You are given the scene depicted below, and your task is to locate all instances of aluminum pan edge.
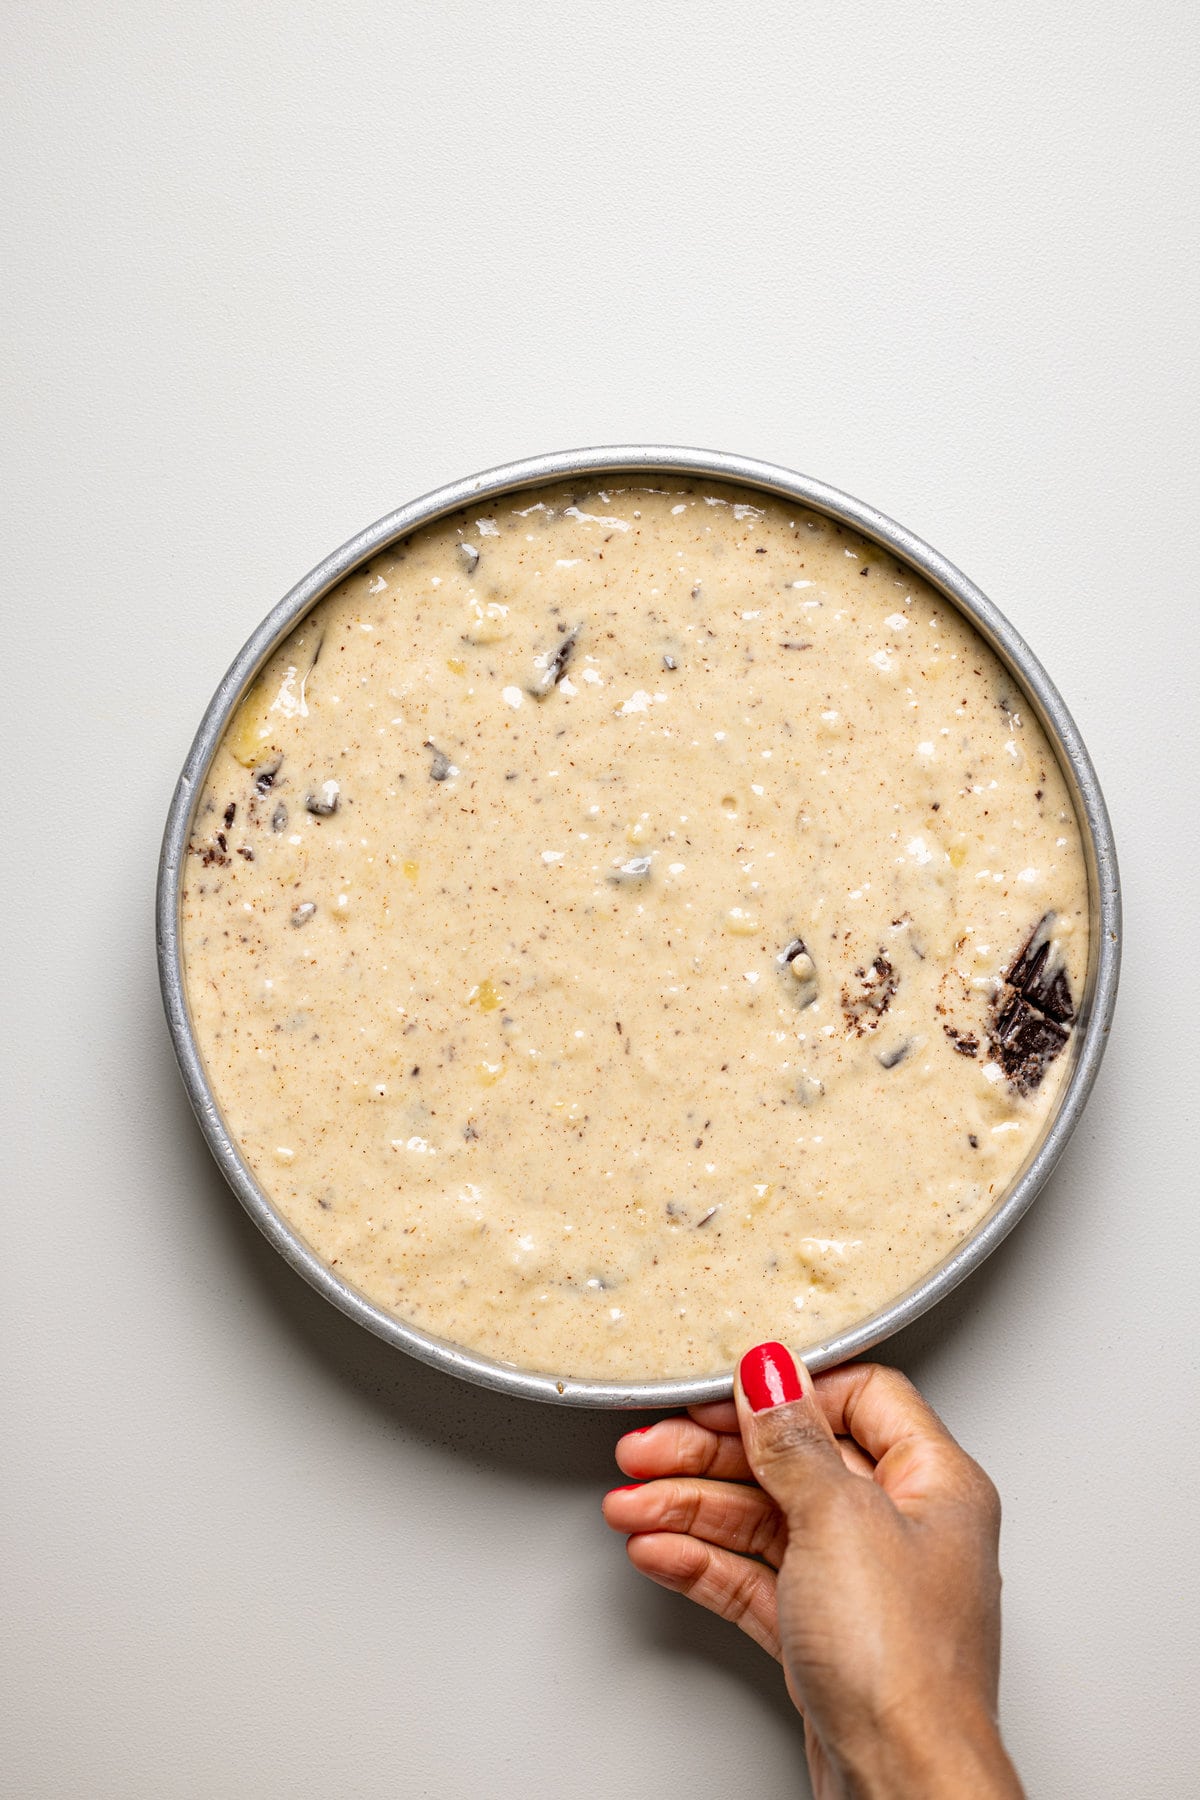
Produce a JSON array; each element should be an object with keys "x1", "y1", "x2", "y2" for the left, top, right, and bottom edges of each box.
[{"x1": 157, "y1": 446, "x2": 1121, "y2": 1408}]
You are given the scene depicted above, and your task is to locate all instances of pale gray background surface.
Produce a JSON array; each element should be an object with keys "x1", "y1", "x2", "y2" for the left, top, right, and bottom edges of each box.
[{"x1": 3, "y1": 4, "x2": 1197, "y2": 1795}]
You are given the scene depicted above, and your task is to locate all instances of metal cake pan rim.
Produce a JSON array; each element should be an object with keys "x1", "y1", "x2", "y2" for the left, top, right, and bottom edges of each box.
[{"x1": 156, "y1": 445, "x2": 1121, "y2": 1408}]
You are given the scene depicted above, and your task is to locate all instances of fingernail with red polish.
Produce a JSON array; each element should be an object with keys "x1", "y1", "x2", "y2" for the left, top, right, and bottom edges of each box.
[
  {"x1": 628, "y1": 1424, "x2": 656, "y2": 1435},
  {"x1": 740, "y1": 1341, "x2": 803, "y2": 1412},
  {"x1": 608, "y1": 1483, "x2": 644, "y2": 1495}
]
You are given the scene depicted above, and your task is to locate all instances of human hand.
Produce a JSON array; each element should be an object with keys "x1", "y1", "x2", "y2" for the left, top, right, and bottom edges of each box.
[{"x1": 603, "y1": 1347, "x2": 1023, "y2": 1800}]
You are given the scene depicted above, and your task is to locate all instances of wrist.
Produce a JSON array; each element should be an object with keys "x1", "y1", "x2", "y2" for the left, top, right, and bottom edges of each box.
[{"x1": 834, "y1": 1691, "x2": 1023, "y2": 1800}]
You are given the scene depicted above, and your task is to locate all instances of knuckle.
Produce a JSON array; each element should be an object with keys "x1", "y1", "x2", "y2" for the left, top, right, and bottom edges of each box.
[
  {"x1": 659, "y1": 1480, "x2": 703, "y2": 1534},
  {"x1": 676, "y1": 1425, "x2": 712, "y2": 1468},
  {"x1": 747, "y1": 1506, "x2": 787, "y2": 1564},
  {"x1": 693, "y1": 1431, "x2": 725, "y2": 1477},
  {"x1": 724, "y1": 1559, "x2": 768, "y2": 1626},
  {"x1": 671, "y1": 1539, "x2": 712, "y2": 1595},
  {"x1": 941, "y1": 1453, "x2": 1001, "y2": 1531},
  {"x1": 858, "y1": 1362, "x2": 919, "y2": 1414},
  {"x1": 667, "y1": 1424, "x2": 716, "y2": 1477},
  {"x1": 966, "y1": 1462, "x2": 1003, "y2": 1528},
  {"x1": 754, "y1": 1405, "x2": 830, "y2": 1467},
  {"x1": 862, "y1": 1361, "x2": 913, "y2": 1398}
]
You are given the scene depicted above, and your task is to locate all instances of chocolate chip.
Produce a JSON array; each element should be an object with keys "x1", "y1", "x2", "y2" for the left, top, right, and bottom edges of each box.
[
  {"x1": 424, "y1": 741, "x2": 457, "y2": 781},
  {"x1": 271, "y1": 803, "x2": 288, "y2": 831},
  {"x1": 305, "y1": 781, "x2": 340, "y2": 816},
  {"x1": 551, "y1": 630, "x2": 577, "y2": 681},
  {"x1": 223, "y1": 803, "x2": 236, "y2": 828},
  {"x1": 877, "y1": 1040, "x2": 911, "y2": 1069},
  {"x1": 291, "y1": 902, "x2": 317, "y2": 927}
]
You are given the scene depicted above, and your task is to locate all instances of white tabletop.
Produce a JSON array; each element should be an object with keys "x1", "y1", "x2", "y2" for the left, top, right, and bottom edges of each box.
[{"x1": 5, "y1": 4, "x2": 1197, "y2": 1795}]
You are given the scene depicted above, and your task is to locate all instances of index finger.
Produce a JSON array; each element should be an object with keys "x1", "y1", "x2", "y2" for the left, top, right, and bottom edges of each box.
[
  {"x1": 616, "y1": 1416, "x2": 754, "y2": 1483},
  {"x1": 812, "y1": 1363, "x2": 976, "y2": 1507},
  {"x1": 687, "y1": 1400, "x2": 739, "y2": 1433}
]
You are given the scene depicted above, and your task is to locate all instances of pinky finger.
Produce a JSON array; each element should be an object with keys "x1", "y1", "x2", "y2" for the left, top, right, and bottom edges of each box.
[{"x1": 625, "y1": 1531, "x2": 781, "y2": 1661}]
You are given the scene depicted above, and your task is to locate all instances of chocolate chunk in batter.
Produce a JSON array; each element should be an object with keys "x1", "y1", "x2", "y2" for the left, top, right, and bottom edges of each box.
[
  {"x1": 842, "y1": 954, "x2": 897, "y2": 1034},
  {"x1": 530, "y1": 626, "x2": 580, "y2": 697},
  {"x1": 989, "y1": 996, "x2": 1070, "y2": 1095},
  {"x1": 424, "y1": 743, "x2": 457, "y2": 782},
  {"x1": 1007, "y1": 913, "x2": 1075, "y2": 1023},
  {"x1": 988, "y1": 915, "x2": 1076, "y2": 1092}
]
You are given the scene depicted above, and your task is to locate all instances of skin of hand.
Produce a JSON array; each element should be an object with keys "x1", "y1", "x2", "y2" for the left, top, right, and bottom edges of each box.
[{"x1": 603, "y1": 1348, "x2": 1024, "y2": 1800}]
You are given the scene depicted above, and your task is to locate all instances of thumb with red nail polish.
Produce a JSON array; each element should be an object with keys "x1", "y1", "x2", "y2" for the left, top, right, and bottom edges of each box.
[{"x1": 735, "y1": 1341, "x2": 845, "y2": 1527}]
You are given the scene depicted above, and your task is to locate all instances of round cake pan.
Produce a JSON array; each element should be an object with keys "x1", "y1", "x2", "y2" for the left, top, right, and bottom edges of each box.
[{"x1": 157, "y1": 447, "x2": 1121, "y2": 1408}]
